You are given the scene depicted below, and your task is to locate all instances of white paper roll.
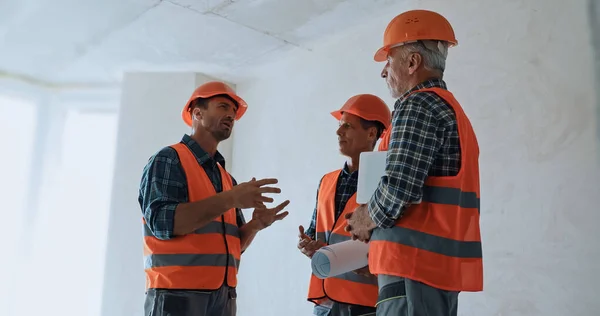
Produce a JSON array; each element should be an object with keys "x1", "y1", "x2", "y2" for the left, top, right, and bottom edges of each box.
[
  {"x1": 311, "y1": 240, "x2": 369, "y2": 279},
  {"x1": 356, "y1": 151, "x2": 387, "y2": 204}
]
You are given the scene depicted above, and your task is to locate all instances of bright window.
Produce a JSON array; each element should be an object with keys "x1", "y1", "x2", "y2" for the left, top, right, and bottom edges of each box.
[
  {"x1": 0, "y1": 95, "x2": 37, "y2": 315},
  {"x1": 14, "y1": 108, "x2": 118, "y2": 316}
]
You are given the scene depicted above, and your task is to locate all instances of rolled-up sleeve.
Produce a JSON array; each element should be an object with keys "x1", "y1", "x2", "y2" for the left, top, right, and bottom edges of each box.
[
  {"x1": 368, "y1": 95, "x2": 443, "y2": 228},
  {"x1": 138, "y1": 147, "x2": 187, "y2": 240},
  {"x1": 230, "y1": 177, "x2": 247, "y2": 227}
]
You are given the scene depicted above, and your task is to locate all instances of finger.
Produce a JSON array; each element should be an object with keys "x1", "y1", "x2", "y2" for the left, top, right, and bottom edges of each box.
[
  {"x1": 258, "y1": 186, "x2": 282, "y2": 194},
  {"x1": 253, "y1": 201, "x2": 266, "y2": 209},
  {"x1": 299, "y1": 237, "x2": 311, "y2": 246},
  {"x1": 298, "y1": 226, "x2": 311, "y2": 240},
  {"x1": 299, "y1": 225, "x2": 308, "y2": 239},
  {"x1": 302, "y1": 248, "x2": 314, "y2": 257},
  {"x1": 258, "y1": 196, "x2": 275, "y2": 203},
  {"x1": 345, "y1": 225, "x2": 352, "y2": 232},
  {"x1": 273, "y1": 200, "x2": 290, "y2": 211},
  {"x1": 273, "y1": 211, "x2": 289, "y2": 221},
  {"x1": 303, "y1": 240, "x2": 316, "y2": 251},
  {"x1": 298, "y1": 239, "x2": 309, "y2": 249},
  {"x1": 345, "y1": 213, "x2": 353, "y2": 219},
  {"x1": 306, "y1": 240, "x2": 322, "y2": 251},
  {"x1": 254, "y1": 178, "x2": 279, "y2": 186}
]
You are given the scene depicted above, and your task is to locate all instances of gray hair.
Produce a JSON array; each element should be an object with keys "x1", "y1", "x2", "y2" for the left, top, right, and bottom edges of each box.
[{"x1": 393, "y1": 40, "x2": 449, "y2": 74}]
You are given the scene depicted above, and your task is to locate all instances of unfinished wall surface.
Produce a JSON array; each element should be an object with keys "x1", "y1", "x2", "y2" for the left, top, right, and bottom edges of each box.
[
  {"x1": 230, "y1": 0, "x2": 600, "y2": 315},
  {"x1": 592, "y1": 0, "x2": 600, "y2": 152}
]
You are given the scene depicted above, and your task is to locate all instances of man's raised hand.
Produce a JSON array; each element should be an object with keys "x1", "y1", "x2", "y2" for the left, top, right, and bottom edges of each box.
[{"x1": 230, "y1": 177, "x2": 281, "y2": 209}]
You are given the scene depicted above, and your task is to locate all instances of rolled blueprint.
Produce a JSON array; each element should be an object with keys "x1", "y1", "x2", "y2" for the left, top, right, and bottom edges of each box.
[
  {"x1": 311, "y1": 240, "x2": 369, "y2": 279},
  {"x1": 356, "y1": 151, "x2": 387, "y2": 204}
]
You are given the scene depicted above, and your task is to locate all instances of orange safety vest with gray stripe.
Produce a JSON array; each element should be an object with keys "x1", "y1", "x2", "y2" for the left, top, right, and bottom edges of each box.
[
  {"x1": 142, "y1": 142, "x2": 242, "y2": 290},
  {"x1": 370, "y1": 87, "x2": 483, "y2": 292},
  {"x1": 307, "y1": 169, "x2": 378, "y2": 307}
]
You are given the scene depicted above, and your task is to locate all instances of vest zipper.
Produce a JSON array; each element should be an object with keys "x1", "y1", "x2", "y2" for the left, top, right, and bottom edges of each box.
[{"x1": 221, "y1": 214, "x2": 230, "y2": 287}]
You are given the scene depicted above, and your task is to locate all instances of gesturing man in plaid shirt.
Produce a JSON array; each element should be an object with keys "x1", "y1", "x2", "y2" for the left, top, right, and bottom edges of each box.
[
  {"x1": 345, "y1": 10, "x2": 484, "y2": 316},
  {"x1": 139, "y1": 81, "x2": 291, "y2": 316}
]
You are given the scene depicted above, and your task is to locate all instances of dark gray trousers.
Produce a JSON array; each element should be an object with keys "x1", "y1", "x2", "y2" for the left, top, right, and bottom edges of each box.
[
  {"x1": 313, "y1": 302, "x2": 377, "y2": 316},
  {"x1": 376, "y1": 275, "x2": 459, "y2": 316},
  {"x1": 145, "y1": 287, "x2": 236, "y2": 316}
]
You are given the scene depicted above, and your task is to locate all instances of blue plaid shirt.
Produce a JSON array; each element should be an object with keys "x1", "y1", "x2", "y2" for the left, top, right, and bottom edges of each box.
[
  {"x1": 305, "y1": 163, "x2": 358, "y2": 240},
  {"x1": 368, "y1": 79, "x2": 461, "y2": 228},
  {"x1": 139, "y1": 134, "x2": 246, "y2": 240}
]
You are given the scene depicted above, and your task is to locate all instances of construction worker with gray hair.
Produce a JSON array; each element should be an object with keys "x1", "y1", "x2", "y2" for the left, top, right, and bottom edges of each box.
[{"x1": 345, "y1": 10, "x2": 484, "y2": 315}]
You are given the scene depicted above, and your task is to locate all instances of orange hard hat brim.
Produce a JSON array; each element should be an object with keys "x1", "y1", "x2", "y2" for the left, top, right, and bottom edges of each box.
[
  {"x1": 331, "y1": 110, "x2": 344, "y2": 121},
  {"x1": 181, "y1": 92, "x2": 248, "y2": 127},
  {"x1": 374, "y1": 46, "x2": 389, "y2": 62},
  {"x1": 331, "y1": 109, "x2": 388, "y2": 139}
]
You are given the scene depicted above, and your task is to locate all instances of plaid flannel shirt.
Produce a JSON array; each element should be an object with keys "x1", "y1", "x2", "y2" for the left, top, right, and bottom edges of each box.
[
  {"x1": 368, "y1": 79, "x2": 461, "y2": 228},
  {"x1": 138, "y1": 134, "x2": 246, "y2": 240}
]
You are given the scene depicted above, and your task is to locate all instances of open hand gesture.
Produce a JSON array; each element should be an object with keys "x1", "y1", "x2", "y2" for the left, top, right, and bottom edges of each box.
[
  {"x1": 231, "y1": 178, "x2": 281, "y2": 209},
  {"x1": 252, "y1": 200, "x2": 290, "y2": 230}
]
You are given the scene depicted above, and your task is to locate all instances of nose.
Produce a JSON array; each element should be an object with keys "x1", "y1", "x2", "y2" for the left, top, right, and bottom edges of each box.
[
  {"x1": 336, "y1": 125, "x2": 344, "y2": 136},
  {"x1": 381, "y1": 63, "x2": 389, "y2": 78},
  {"x1": 225, "y1": 108, "x2": 235, "y2": 120}
]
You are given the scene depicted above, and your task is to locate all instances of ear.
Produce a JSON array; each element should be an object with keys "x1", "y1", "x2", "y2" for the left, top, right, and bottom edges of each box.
[
  {"x1": 192, "y1": 107, "x2": 203, "y2": 122},
  {"x1": 368, "y1": 126, "x2": 378, "y2": 141},
  {"x1": 408, "y1": 52, "x2": 422, "y2": 75}
]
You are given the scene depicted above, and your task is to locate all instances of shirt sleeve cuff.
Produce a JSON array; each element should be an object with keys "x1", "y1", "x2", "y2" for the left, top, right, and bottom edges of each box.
[
  {"x1": 152, "y1": 203, "x2": 177, "y2": 240},
  {"x1": 368, "y1": 194, "x2": 396, "y2": 229}
]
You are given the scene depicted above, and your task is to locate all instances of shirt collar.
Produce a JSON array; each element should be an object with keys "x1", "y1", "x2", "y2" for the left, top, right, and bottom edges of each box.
[
  {"x1": 341, "y1": 162, "x2": 358, "y2": 178},
  {"x1": 398, "y1": 78, "x2": 448, "y2": 103},
  {"x1": 181, "y1": 134, "x2": 226, "y2": 169}
]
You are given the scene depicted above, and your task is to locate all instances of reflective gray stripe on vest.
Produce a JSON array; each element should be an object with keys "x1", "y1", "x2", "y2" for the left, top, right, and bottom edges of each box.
[
  {"x1": 328, "y1": 233, "x2": 351, "y2": 244},
  {"x1": 422, "y1": 185, "x2": 480, "y2": 213},
  {"x1": 332, "y1": 271, "x2": 378, "y2": 285},
  {"x1": 371, "y1": 226, "x2": 482, "y2": 258},
  {"x1": 143, "y1": 221, "x2": 240, "y2": 238},
  {"x1": 144, "y1": 253, "x2": 241, "y2": 269},
  {"x1": 316, "y1": 232, "x2": 328, "y2": 242},
  {"x1": 316, "y1": 232, "x2": 351, "y2": 244}
]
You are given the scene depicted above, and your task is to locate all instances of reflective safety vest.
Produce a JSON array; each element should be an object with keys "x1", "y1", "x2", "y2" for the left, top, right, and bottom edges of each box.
[
  {"x1": 307, "y1": 169, "x2": 378, "y2": 307},
  {"x1": 377, "y1": 128, "x2": 390, "y2": 151},
  {"x1": 143, "y1": 142, "x2": 242, "y2": 290},
  {"x1": 369, "y1": 87, "x2": 483, "y2": 292}
]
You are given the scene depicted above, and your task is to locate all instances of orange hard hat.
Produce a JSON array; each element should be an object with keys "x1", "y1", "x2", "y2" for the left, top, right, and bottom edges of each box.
[
  {"x1": 374, "y1": 10, "x2": 457, "y2": 62},
  {"x1": 331, "y1": 94, "x2": 391, "y2": 136},
  {"x1": 181, "y1": 81, "x2": 247, "y2": 126}
]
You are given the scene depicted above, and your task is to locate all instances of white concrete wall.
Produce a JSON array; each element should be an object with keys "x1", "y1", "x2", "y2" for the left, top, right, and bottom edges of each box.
[
  {"x1": 231, "y1": 0, "x2": 600, "y2": 315},
  {"x1": 591, "y1": 0, "x2": 600, "y2": 152}
]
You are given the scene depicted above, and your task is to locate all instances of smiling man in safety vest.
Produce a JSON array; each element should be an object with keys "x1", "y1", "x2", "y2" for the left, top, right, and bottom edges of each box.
[
  {"x1": 345, "y1": 10, "x2": 484, "y2": 316},
  {"x1": 139, "y1": 81, "x2": 290, "y2": 316},
  {"x1": 298, "y1": 94, "x2": 391, "y2": 316}
]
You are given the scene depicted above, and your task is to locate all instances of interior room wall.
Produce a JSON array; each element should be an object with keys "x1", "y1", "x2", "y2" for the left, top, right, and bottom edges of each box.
[{"x1": 230, "y1": 0, "x2": 600, "y2": 315}]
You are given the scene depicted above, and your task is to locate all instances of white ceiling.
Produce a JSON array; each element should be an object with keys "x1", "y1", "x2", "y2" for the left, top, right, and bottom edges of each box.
[{"x1": 0, "y1": 0, "x2": 397, "y2": 86}]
